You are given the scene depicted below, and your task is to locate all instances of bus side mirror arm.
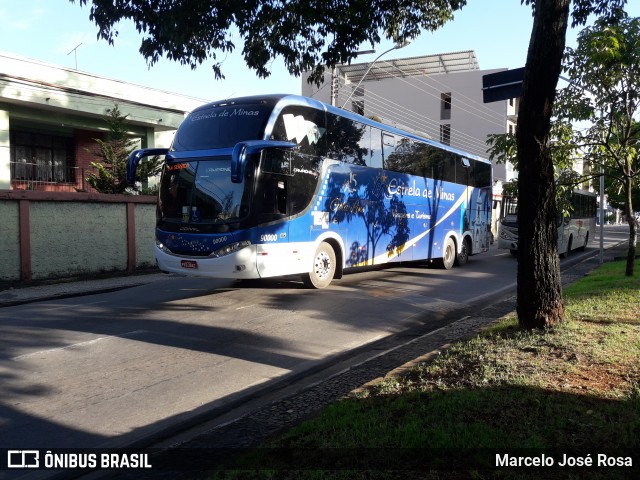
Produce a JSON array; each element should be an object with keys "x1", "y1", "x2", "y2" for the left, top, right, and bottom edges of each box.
[
  {"x1": 127, "y1": 148, "x2": 170, "y2": 184},
  {"x1": 231, "y1": 140, "x2": 297, "y2": 183}
]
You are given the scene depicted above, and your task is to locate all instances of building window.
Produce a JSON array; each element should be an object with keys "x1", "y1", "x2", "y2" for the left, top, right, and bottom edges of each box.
[
  {"x1": 440, "y1": 92, "x2": 452, "y2": 120},
  {"x1": 440, "y1": 124, "x2": 451, "y2": 146},
  {"x1": 10, "y1": 130, "x2": 75, "y2": 183}
]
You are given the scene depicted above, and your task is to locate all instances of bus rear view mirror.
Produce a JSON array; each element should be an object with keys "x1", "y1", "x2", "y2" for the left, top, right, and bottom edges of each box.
[
  {"x1": 127, "y1": 148, "x2": 170, "y2": 184},
  {"x1": 231, "y1": 140, "x2": 297, "y2": 183}
]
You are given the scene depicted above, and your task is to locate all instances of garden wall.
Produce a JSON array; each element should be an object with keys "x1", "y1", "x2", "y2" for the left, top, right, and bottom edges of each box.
[{"x1": 0, "y1": 190, "x2": 157, "y2": 284}]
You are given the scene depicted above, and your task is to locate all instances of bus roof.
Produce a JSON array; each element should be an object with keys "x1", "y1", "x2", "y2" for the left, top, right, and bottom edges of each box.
[{"x1": 191, "y1": 94, "x2": 490, "y2": 165}]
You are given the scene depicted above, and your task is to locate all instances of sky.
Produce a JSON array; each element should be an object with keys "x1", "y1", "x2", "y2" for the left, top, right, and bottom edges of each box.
[{"x1": 1, "y1": 1, "x2": 639, "y2": 104}]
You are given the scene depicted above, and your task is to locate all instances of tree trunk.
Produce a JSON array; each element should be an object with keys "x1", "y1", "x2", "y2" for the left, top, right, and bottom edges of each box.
[
  {"x1": 624, "y1": 173, "x2": 637, "y2": 276},
  {"x1": 515, "y1": 0, "x2": 570, "y2": 329}
]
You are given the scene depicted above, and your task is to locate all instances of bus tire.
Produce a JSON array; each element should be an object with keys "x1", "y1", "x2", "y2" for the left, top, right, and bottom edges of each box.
[
  {"x1": 579, "y1": 232, "x2": 589, "y2": 251},
  {"x1": 561, "y1": 235, "x2": 573, "y2": 258},
  {"x1": 302, "y1": 242, "x2": 336, "y2": 289},
  {"x1": 454, "y1": 237, "x2": 470, "y2": 266},
  {"x1": 436, "y1": 236, "x2": 456, "y2": 270}
]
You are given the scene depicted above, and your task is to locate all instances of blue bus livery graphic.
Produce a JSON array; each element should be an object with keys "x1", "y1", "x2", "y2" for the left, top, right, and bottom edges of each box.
[{"x1": 128, "y1": 94, "x2": 492, "y2": 288}]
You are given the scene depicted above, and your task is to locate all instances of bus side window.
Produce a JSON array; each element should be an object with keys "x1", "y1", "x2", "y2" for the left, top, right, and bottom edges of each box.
[
  {"x1": 270, "y1": 106, "x2": 327, "y2": 157},
  {"x1": 356, "y1": 124, "x2": 371, "y2": 166},
  {"x1": 370, "y1": 128, "x2": 383, "y2": 169},
  {"x1": 262, "y1": 177, "x2": 288, "y2": 216},
  {"x1": 473, "y1": 160, "x2": 492, "y2": 188},
  {"x1": 324, "y1": 114, "x2": 369, "y2": 165},
  {"x1": 385, "y1": 137, "x2": 417, "y2": 174},
  {"x1": 382, "y1": 133, "x2": 397, "y2": 165},
  {"x1": 262, "y1": 149, "x2": 292, "y2": 175}
]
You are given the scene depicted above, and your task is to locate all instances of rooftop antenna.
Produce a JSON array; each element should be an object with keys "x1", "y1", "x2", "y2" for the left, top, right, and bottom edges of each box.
[{"x1": 67, "y1": 43, "x2": 82, "y2": 69}]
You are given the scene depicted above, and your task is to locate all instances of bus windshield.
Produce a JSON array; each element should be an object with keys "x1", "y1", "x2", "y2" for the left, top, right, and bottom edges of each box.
[
  {"x1": 158, "y1": 157, "x2": 253, "y2": 226},
  {"x1": 500, "y1": 197, "x2": 518, "y2": 227},
  {"x1": 173, "y1": 103, "x2": 272, "y2": 151}
]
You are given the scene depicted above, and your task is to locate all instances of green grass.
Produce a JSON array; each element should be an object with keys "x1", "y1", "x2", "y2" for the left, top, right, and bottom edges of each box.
[
  {"x1": 564, "y1": 260, "x2": 640, "y2": 323},
  {"x1": 208, "y1": 259, "x2": 640, "y2": 479}
]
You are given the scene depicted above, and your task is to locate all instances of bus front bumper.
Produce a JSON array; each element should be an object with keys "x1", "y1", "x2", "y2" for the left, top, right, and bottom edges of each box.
[
  {"x1": 497, "y1": 226, "x2": 518, "y2": 251},
  {"x1": 155, "y1": 244, "x2": 259, "y2": 279}
]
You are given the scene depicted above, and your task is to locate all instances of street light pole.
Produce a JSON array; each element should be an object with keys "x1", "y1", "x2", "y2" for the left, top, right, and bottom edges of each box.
[
  {"x1": 330, "y1": 49, "x2": 375, "y2": 106},
  {"x1": 600, "y1": 166, "x2": 605, "y2": 264},
  {"x1": 340, "y1": 40, "x2": 411, "y2": 109}
]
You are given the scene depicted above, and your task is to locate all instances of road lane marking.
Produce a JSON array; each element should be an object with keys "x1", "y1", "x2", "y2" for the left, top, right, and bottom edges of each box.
[{"x1": 11, "y1": 330, "x2": 148, "y2": 361}]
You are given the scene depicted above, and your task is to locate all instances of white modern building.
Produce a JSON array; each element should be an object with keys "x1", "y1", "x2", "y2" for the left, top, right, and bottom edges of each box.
[
  {"x1": 0, "y1": 52, "x2": 205, "y2": 192},
  {"x1": 303, "y1": 50, "x2": 518, "y2": 185}
]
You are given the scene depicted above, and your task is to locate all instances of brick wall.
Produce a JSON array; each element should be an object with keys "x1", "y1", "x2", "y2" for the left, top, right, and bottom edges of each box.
[
  {"x1": 75, "y1": 129, "x2": 103, "y2": 171},
  {"x1": 74, "y1": 129, "x2": 105, "y2": 192}
]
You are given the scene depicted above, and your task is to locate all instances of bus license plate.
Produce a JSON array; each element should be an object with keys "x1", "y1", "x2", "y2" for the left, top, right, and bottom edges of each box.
[{"x1": 181, "y1": 260, "x2": 198, "y2": 269}]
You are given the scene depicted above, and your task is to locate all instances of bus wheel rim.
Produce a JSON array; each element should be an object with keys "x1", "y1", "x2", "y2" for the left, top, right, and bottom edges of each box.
[
  {"x1": 314, "y1": 251, "x2": 331, "y2": 279},
  {"x1": 445, "y1": 244, "x2": 454, "y2": 263}
]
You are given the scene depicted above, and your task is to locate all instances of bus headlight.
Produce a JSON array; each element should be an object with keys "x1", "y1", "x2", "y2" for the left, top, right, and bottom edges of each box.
[
  {"x1": 156, "y1": 240, "x2": 171, "y2": 254},
  {"x1": 212, "y1": 240, "x2": 251, "y2": 258}
]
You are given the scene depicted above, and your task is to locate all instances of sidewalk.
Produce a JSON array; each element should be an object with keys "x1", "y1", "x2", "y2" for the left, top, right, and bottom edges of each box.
[{"x1": 0, "y1": 271, "x2": 171, "y2": 308}]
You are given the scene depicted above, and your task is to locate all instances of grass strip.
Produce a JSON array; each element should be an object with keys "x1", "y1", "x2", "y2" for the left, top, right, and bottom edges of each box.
[{"x1": 210, "y1": 259, "x2": 640, "y2": 479}]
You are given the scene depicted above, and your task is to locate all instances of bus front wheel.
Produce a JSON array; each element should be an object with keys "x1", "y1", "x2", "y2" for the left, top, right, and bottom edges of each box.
[{"x1": 302, "y1": 242, "x2": 336, "y2": 289}]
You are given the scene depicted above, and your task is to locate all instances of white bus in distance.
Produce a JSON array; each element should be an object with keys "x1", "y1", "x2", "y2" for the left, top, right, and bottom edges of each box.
[{"x1": 497, "y1": 189, "x2": 597, "y2": 257}]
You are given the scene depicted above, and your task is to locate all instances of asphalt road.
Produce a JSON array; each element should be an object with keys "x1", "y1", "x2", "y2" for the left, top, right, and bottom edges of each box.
[{"x1": 0, "y1": 225, "x2": 629, "y2": 461}]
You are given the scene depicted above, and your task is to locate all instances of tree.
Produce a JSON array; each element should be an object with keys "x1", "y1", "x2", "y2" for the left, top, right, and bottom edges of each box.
[
  {"x1": 73, "y1": 0, "x2": 467, "y2": 85},
  {"x1": 556, "y1": 14, "x2": 640, "y2": 276},
  {"x1": 74, "y1": 0, "x2": 627, "y2": 329},
  {"x1": 87, "y1": 105, "x2": 162, "y2": 194},
  {"x1": 601, "y1": 157, "x2": 640, "y2": 220},
  {"x1": 514, "y1": 0, "x2": 627, "y2": 329},
  {"x1": 487, "y1": 122, "x2": 586, "y2": 216}
]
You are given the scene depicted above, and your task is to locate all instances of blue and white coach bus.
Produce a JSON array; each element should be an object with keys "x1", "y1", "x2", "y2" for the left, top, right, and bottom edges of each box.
[{"x1": 127, "y1": 94, "x2": 492, "y2": 288}]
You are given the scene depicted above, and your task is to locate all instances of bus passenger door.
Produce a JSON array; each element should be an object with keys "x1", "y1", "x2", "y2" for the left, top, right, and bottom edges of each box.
[{"x1": 256, "y1": 174, "x2": 293, "y2": 277}]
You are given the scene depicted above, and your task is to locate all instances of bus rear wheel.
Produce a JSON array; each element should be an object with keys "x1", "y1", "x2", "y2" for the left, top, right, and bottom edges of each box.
[
  {"x1": 454, "y1": 237, "x2": 470, "y2": 266},
  {"x1": 302, "y1": 242, "x2": 336, "y2": 289},
  {"x1": 579, "y1": 232, "x2": 589, "y2": 251},
  {"x1": 436, "y1": 236, "x2": 456, "y2": 270},
  {"x1": 561, "y1": 235, "x2": 573, "y2": 258}
]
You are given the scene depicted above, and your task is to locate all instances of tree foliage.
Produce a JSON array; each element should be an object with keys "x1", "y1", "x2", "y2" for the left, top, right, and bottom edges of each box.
[
  {"x1": 487, "y1": 120, "x2": 587, "y2": 216},
  {"x1": 86, "y1": 105, "x2": 162, "y2": 194},
  {"x1": 556, "y1": 13, "x2": 640, "y2": 275},
  {"x1": 72, "y1": 0, "x2": 466, "y2": 85}
]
